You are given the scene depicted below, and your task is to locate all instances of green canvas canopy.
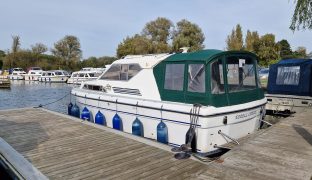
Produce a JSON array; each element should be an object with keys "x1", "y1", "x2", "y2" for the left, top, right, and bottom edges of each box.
[{"x1": 153, "y1": 49, "x2": 264, "y2": 107}]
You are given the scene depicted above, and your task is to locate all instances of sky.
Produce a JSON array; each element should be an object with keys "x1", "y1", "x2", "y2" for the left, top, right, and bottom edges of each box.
[{"x1": 0, "y1": 0, "x2": 311, "y2": 58}]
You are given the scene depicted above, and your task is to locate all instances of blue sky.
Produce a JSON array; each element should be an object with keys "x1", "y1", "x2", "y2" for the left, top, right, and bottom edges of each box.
[{"x1": 0, "y1": 0, "x2": 311, "y2": 58}]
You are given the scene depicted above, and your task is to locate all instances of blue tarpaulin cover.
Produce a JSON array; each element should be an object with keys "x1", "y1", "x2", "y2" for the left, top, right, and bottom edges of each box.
[{"x1": 267, "y1": 59, "x2": 312, "y2": 96}]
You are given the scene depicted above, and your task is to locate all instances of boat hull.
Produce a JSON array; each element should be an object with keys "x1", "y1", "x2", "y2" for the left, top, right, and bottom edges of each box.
[
  {"x1": 72, "y1": 89, "x2": 266, "y2": 155},
  {"x1": 8, "y1": 75, "x2": 24, "y2": 80},
  {"x1": 67, "y1": 77, "x2": 97, "y2": 84},
  {"x1": 24, "y1": 74, "x2": 41, "y2": 81},
  {"x1": 265, "y1": 94, "x2": 312, "y2": 115},
  {"x1": 38, "y1": 76, "x2": 68, "y2": 83}
]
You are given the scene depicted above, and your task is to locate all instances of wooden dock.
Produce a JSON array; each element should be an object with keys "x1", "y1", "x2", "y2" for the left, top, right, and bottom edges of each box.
[{"x1": 0, "y1": 108, "x2": 311, "y2": 180}]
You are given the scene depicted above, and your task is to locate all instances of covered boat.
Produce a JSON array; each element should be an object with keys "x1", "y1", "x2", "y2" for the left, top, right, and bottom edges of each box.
[
  {"x1": 266, "y1": 59, "x2": 312, "y2": 115},
  {"x1": 71, "y1": 49, "x2": 266, "y2": 156}
]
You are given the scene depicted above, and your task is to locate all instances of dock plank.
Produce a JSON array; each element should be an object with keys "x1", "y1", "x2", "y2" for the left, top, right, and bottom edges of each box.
[{"x1": 0, "y1": 108, "x2": 311, "y2": 179}]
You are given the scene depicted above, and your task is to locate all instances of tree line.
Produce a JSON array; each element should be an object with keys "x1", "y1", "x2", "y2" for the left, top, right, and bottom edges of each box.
[
  {"x1": 116, "y1": 18, "x2": 205, "y2": 58},
  {"x1": 0, "y1": 35, "x2": 116, "y2": 71},
  {"x1": 1, "y1": 0, "x2": 311, "y2": 71},
  {"x1": 226, "y1": 24, "x2": 310, "y2": 67}
]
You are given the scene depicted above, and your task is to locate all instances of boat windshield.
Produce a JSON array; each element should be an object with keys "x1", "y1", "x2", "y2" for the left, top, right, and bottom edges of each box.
[
  {"x1": 226, "y1": 56, "x2": 256, "y2": 92},
  {"x1": 100, "y1": 64, "x2": 141, "y2": 81}
]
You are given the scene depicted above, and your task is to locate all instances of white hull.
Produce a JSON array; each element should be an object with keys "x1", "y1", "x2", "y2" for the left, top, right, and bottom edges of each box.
[
  {"x1": 67, "y1": 77, "x2": 97, "y2": 84},
  {"x1": 265, "y1": 94, "x2": 312, "y2": 114},
  {"x1": 38, "y1": 76, "x2": 68, "y2": 83},
  {"x1": 8, "y1": 75, "x2": 24, "y2": 80},
  {"x1": 72, "y1": 89, "x2": 266, "y2": 155},
  {"x1": 24, "y1": 74, "x2": 41, "y2": 81}
]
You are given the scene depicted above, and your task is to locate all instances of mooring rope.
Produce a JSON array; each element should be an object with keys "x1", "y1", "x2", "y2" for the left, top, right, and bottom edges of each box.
[{"x1": 34, "y1": 92, "x2": 71, "y2": 108}]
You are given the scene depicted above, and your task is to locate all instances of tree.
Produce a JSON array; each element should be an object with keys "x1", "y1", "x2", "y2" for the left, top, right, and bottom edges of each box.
[
  {"x1": 51, "y1": 35, "x2": 82, "y2": 69},
  {"x1": 172, "y1": 19, "x2": 205, "y2": 52},
  {"x1": 226, "y1": 24, "x2": 244, "y2": 51},
  {"x1": 142, "y1": 17, "x2": 174, "y2": 53},
  {"x1": 31, "y1": 43, "x2": 48, "y2": 66},
  {"x1": 116, "y1": 34, "x2": 153, "y2": 58},
  {"x1": 293, "y1": 46, "x2": 307, "y2": 58},
  {"x1": 142, "y1": 17, "x2": 173, "y2": 44},
  {"x1": 290, "y1": 0, "x2": 312, "y2": 30},
  {"x1": 31, "y1": 43, "x2": 47, "y2": 55},
  {"x1": 254, "y1": 34, "x2": 280, "y2": 66},
  {"x1": 9, "y1": 35, "x2": 21, "y2": 68},
  {"x1": 245, "y1": 30, "x2": 259, "y2": 52},
  {"x1": 277, "y1": 39, "x2": 292, "y2": 59},
  {"x1": 0, "y1": 50, "x2": 5, "y2": 69}
]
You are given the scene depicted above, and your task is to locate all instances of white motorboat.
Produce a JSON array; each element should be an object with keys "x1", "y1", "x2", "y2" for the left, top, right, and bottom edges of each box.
[
  {"x1": 266, "y1": 59, "x2": 312, "y2": 115},
  {"x1": 38, "y1": 70, "x2": 70, "y2": 83},
  {"x1": 70, "y1": 49, "x2": 266, "y2": 156},
  {"x1": 67, "y1": 68, "x2": 106, "y2": 85},
  {"x1": 8, "y1": 68, "x2": 26, "y2": 80},
  {"x1": 24, "y1": 67, "x2": 43, "y2": 81}
]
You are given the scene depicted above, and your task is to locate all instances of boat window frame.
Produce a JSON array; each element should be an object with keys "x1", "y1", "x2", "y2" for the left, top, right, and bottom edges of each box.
[
  {"x1": 100, "y1": 63, "x2": 142, "y2": 81},
  {"x1": 210, "y1": 58, "x2": 226, "y2": 95},
  {"x1": 224, "y1": 55, "x2": 258, "y2": 93},
  {"x1": 164, "y1": 63, "x2": 186, "y2": 91}
]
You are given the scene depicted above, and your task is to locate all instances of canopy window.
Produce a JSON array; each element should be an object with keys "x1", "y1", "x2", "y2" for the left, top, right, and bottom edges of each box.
[
  {"x1": 276, "y1": 66, "x2": 300, "y2": 85},
  {"x1": 164, "y1": 64, "x2": 185, "y2": 91},
  {"x1": 188, "y1": 64, "x2": 205, "y2": 93},
  {"x1": 211, "y1": 59, "x2": 225, "y2": 94},
  {"x1": 226, "y1": 56, "x2": 256, "y2": 92}
]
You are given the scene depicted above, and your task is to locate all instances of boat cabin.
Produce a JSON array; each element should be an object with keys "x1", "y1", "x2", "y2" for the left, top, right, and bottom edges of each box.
[
  {"x1": 42, "y1": 70, "x2": 69, "y2": 77},
  {"x1": 267, "y1": 59, "x2": 312, "y2": 96},
  {"x1": 153, "y1": 50, "x2": 264, "y2": 107}
]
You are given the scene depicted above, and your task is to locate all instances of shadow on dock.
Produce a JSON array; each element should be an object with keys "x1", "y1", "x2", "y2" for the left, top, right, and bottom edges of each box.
[
  {"x1": 0, "y1": 114, "x2": 49, "y2": 160},
  {"x1": 293, "y1": 124, "x2": 312, "y2": 146}
]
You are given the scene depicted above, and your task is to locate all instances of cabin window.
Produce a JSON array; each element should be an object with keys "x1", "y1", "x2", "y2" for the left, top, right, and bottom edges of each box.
[
  {"x1": 73, "y1": 74, "x2": 78, "y2": 77},
  {"x1": 276, "y1": 66, "x2": 300, "y2": 85},
  {"x1": 101, "y1": 64, "x2": 141, "y2": 81},
  {"x1": 31, "y1": 72, "x2": 36, "y2": 74},
  {"x1": 164, "y1": 64, "x2": 185, "y2": 91},
  {"x1": 211, "y1": 59, "x2": 225, "y2": 94},
  {"x1": 226, "y1": 56, "x2": 256, "y2": 92},
  {"x1": 83, "y1": 84, "x2": 103, "y2": 91},
  {"x1": 88, "y1": 73, "x2": 95, "y2": 77},
  {"x1": 188, "y1": 64, "x2": 205, "y2": 93},
  {"x1": 55, "y1": 72, "x2": 63, "y2": 75},
  {"x1": 79, "y1": 73, "x2": 85, "y2": 77}
]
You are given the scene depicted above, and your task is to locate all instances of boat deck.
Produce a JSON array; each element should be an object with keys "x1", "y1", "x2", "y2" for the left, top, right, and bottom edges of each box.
[{"x1": 0, "y1": 108, "x2": 311, "y2": 180}]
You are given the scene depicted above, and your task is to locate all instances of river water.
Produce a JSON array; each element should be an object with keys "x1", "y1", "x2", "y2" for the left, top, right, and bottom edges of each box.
[{"x1": 0, "y1": 81, "x2": 77, "y2": 114}]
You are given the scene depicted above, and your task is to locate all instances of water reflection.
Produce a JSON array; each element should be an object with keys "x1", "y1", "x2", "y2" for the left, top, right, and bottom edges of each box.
[{"x1": 0, "y1": 80, "x2": 76, "y2": 114}]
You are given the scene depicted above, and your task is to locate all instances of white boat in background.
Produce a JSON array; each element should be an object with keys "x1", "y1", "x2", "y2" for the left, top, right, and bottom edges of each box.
[
  {"x1": 71, "y1": 50, "x2": 266, "y2": 156},
  {"x1": 67, "y1": 68, "x2": 106, "y2": 85},
  {"x1": 8, "y1": 68, "x2": 26, "y2": 80},
  {"x1": 24, "y1": 67, "x2": 43, "y2": 81},
  {"x1": 38, "y1": 70, "x2": 70, "y2": 83}
]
